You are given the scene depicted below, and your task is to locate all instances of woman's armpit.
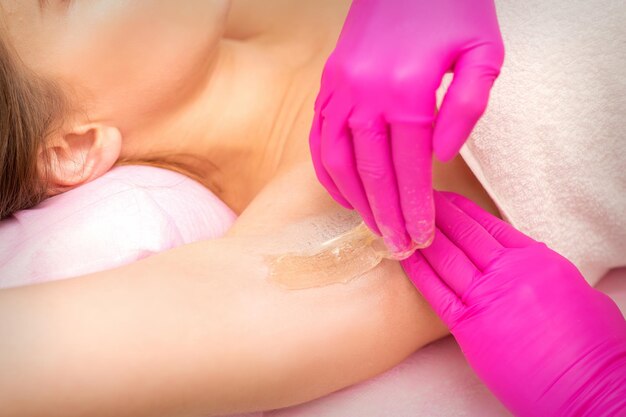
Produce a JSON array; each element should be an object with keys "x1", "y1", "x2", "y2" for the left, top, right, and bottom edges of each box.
[{"x1": 224, "y1": 162, "x2": 410, "y2": 292}]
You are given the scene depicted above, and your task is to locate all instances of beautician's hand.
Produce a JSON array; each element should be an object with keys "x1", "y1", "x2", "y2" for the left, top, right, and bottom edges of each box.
[
  {"x1": 402, "y1": 192, "x2": 626, "y2": 417},
  {"x1": 310, "y1": 0, "x2": 504, "y2": 254}
]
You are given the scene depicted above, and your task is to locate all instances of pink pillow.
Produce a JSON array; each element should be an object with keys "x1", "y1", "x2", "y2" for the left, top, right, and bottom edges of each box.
[{"x1": 0, "y1": 165, "x2": 236, "y2": 289}]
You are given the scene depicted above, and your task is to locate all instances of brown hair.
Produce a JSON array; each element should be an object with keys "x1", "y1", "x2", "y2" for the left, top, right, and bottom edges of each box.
[{"x1": 0, "y1": 27, "x2": 68, "y2": 219}]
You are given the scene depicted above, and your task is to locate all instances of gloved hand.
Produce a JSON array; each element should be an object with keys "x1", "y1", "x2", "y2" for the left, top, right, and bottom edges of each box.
[
  {"x1": 401, "y1": 192, "x2": 626, "y2": 417},
  {"x1": 310, "y1": 0, "x2": 504, "y2": 254}
]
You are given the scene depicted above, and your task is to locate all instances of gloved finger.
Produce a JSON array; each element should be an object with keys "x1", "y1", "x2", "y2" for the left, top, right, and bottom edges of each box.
[
  {"x1": 351, "y1": 118, "x2": 411, "y2": 252},
  {"x1": 390, "y1": 119, "x2": 435, "y2": 247},
  {"x1": 321, "y1": 112, "x2": 380, "y2": 234},
  {"x1": 442, "y1": 191, "x2": 536, "y2": 248},
  {"x1": 434, "y1": 192, "x2": 502, "y2": 270},
  {"x1": 432, "y1": 46, "x2": 503, "y2": 162},
  {"x1": 309, "y1": 105, "x2": 352, "y2": 209},
  {"x1": 400, "y1": 251, "x2": 461, "y2": 326},
  {"x1": 420, "y1": 228, "x2": 479, "y2": 297}
]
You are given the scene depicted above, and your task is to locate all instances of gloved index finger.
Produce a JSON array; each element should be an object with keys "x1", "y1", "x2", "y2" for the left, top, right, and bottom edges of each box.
[
  {"x1": 351, "y1": 116, "x2": 411, "y2": 253},
  {"x1": 400, "y1": 251, "x2": 462, "y2": 326}
]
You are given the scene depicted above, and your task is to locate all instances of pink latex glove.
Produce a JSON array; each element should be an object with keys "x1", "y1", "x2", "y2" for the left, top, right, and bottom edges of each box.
[
  {"x1": 401, "y1": 192, "x2": 626, "y2": 417},
  {"x1": 310, "y1": 0, "x2": 504, "y2": 254}
]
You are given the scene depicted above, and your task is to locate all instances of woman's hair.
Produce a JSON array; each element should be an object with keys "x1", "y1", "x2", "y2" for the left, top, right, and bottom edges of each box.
[
  {"x1": 117, "y1": 155, "x2": 223, "y2": 196},
  {"x1": 0, "y1": 28, "x2": 68, "y2": 219}
]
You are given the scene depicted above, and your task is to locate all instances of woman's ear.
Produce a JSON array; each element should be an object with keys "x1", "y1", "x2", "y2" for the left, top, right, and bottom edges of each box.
[{"x1": 42, "y1": 124, "x2": 122, "y2": 195}]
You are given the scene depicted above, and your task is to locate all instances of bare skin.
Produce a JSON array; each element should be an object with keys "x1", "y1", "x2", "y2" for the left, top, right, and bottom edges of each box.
[{"x1": 0, "y1": 1, "x2": 499, "y2": 416}]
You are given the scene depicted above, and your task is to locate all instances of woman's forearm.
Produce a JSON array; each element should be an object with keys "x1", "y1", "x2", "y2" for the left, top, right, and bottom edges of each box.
[{"x1": 0, "y1": 236, "x2": 446, "y2": 417}]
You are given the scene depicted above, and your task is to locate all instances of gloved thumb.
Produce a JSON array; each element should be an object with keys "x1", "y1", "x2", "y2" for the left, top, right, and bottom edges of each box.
[{"x1": 433, "y1": 46, "x2": 503, "y2": 161}]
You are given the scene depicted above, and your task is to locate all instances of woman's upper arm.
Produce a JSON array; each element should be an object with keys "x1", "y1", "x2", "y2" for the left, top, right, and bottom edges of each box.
[{"x1": 0, "y1": 163, "x2": 447, "y2": 416}]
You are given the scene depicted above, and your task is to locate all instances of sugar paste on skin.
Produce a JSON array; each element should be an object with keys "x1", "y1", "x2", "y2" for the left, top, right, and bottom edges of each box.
[{"x1": 267, "y1": 216, "x2": 423, "y2": 290}]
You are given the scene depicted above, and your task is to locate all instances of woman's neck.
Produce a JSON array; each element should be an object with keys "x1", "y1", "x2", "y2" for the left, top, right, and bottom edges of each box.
[{"x1": 121, "y1": 2, "x2": 349, "y2": 213}]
